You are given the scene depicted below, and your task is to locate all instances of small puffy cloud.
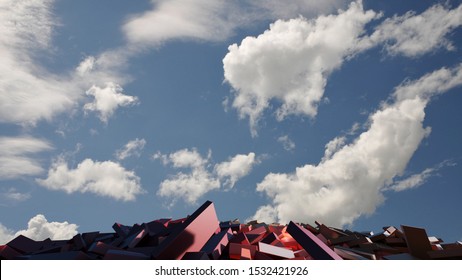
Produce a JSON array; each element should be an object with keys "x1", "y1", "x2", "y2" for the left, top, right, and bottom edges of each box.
[
  {"x1": 389, "y1": 160, "x2": 456, "y2": 192},
  {"x1": 215, "y1": 153, "x2": 258, "y2": 188},
  {"x1": 156, "y1": 148, "x2": 219, "y2": 205},
  {"x1": 277, "y1": 135, "x2": 296, "y2": 152},
  {"x1": 115, "y1": 138, "x2": 146, "y2": 160},
  {"x1": 37, "y1": 158, "x2": 144, "y2": 201},
  {"x1": 155, "y1": 149, "x2": 258, "y2": 204},
  {"x1": 0, "y1": 214, "x2": 78, "y2": 244},
  {"x1": 252, "y1": 64, "x2": 462, "y2": 226},
  {"x1": 84, "y1": 82, "x2": 138, "y2": 123},
  {"x1": 361, "y1": 3, "x2": 462, "y2": 57},
  {"x1": 0, "y1": 136, "x2": 52, "y2": 179},
  {"x1": 223, "y1": 1, "x2": 377, "y2": 136}
]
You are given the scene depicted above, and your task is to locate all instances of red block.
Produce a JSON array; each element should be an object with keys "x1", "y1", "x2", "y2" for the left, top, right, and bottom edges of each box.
[
  {"x1": 228, "y1": 243, "x2": 257, "y2": 260},
  {"x1": 151, "y1": 200, "x2": 220, "y2": 259},
  {"x1": 287, "y1": 222, "x2": 342, "y2": 260}
]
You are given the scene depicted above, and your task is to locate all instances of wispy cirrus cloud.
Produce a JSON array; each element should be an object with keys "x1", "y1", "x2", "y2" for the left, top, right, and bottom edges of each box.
[{"x1": 0, "y1": 136, "x2": 52, "y2": 179}]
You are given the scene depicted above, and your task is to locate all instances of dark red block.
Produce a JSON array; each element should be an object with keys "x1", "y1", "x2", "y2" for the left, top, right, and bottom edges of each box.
[
  {"x1": 201, "y1": 228, "x2": 233, "y2": 259},
  {"x1": 181, "y1": 251, "x2": 210, "y2": 260},
  {"x1": 151, "y1": 200, "x2": 219, "y2": 259},
  {"x1": 287, "y1": 221, "x2": 342, "y2": 260},
  {"x1": 401, "y1": 225, "x2": 432, "y2": 259},
  {"x1": 6, "y1": 235, "x2": 42, "y2": 253},
  {"x1": 0, "y1": 245, "x2": 22, "y2": 259}
]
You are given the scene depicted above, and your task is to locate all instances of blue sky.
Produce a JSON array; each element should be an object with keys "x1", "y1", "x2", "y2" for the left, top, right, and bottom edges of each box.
[{"x1": 1, "y1": 0, "x2": 462, "y2": 244}]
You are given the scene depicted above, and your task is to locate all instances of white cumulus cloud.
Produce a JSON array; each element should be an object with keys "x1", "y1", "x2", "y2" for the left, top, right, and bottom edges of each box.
[
  {"x1": 155, "y1": 149, "x2": 259, "y2": 204},
  {"x1": 223, "y1": 1, "x2": 378, "y2": 136},
  {"x1": 0, "y1": 136, "x2": 52, "y2": 179},
  {"x1": 0, "y1": 214, "x2": 78, "y2": 244},
  {"x1": 37, "y1": 158, "x2": 144, "y2": 201},
  {"x1": 215, "y1": 153, "x2": 258, "y2": 188},
  {"x1": 252, "y1": 64, "x2": 462, "y2": 226},
  {"x1": 115, "y1": 138, "x2": 146, "y2": 160},
  {"x1": 84, "y1": 82, "x2": 138, "y2": 123}
]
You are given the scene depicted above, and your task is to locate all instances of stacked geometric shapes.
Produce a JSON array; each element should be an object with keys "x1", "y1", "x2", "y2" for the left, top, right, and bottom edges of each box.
[{"x1": 1, "y1": 201, "x2": 461, "y2": 260}]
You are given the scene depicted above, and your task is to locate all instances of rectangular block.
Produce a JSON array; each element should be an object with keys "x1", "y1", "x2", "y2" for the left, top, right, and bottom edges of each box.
[
  {"x1": 201, "y1": 228, "x2": 233, "y2": 260},
  {"x1": 88, "y1": 241, "x2": 122, "y2": 256},
  {"x1": 6, "y1": 235, "x2": 42, "y2": 253},
  {"x1": 401, "y1": 225, "x2": 432, "y2": 259},
  {"x1": 333, "y1": 247, "x2": 369, "y2": 260},
  {"x1": 427, "y1": 248, "x2": 462, "y2": 259},
  {"x1": 228, "y1": 243, "x2": 257, "y2": 260},
  {"x1": 383, "y1": 253, "x2": 418, "y2": 260},
  {"x1": 81, "y1": 232, "x2": 100, "y2": 245},
  {"x1": 0, "y1": 245, "x2": 21, "y2": 260},
  {"x1": 144, "y1": 221, "x2": 167, "y2": 236},
  {"x1": 181, "y1": 251, "x2": 210, "y2": 260},
  {"x1": 151, "y1": 200, "x2": 220, "y2": 260},
  {"x1": 112, "y1": 223, "x2": 131, "y2": 236},
  {"x1": 258, "y1": 242, "x2": 295, "y2": 259},
  {"x1": 287, "y1": 221, "x2": 342, "y2": 260},
  {"x1": 333, "y1": 246, "x2": 375, "y2": 260}
]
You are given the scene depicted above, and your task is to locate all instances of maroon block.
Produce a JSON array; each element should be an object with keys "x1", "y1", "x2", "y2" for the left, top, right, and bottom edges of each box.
[
  {"x1": 229, "y1": 232, "x2": 250, "y2": 245},
  {"x1": 0, "y1": 245, "x2": 22, "y2": 259},
  {"x1": 144, "y1": 221, "x2": 167, "y2": 236},
  {"x1": 82, "y1": 232, "x2": 100, "y2": 245},
  {"x1": 201, "y1": 228, "x2": 233, "y2": 259},
  {"x1": 427, "y1": 248, "x2": 462, "y2": 259},
  {"x1": 261, "y1": 232, "x2": 280, "y2": 245},
  {"x1": 287, "y1": 221, "x2": 342, "y2": 260},
  {"x1": 151, "y1": 200, "x2": 220, "y2": 259},
  {"x1": 6, "y1": 235, "x2": 42, "y2": 253},
  {"x1": 401, "y1": 225, "x2": 432, "y2": 259},
  {"x1": 258, "y1": 242, "x2": 295, "y2": 259},
  {"x1": 70, "y1": 234, "x2": 86, "y2": 250},
  {"x1": 88, "y1": 241, "x2": 122, "y2": 256},
  {"x1": 181, "y1": 251, "x2": 210, "y2": 260},
  {"x1": 334, "y1": 246, "x2": 375, "y2": 260},
  {"x1": 112, "y1": 223, "x2": 131, "y2": 237}
]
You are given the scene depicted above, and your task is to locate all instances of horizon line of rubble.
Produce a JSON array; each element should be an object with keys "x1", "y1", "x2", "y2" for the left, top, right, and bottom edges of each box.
[{"x1": 1, "y1": 201, "x2": 461, "y2": 260}]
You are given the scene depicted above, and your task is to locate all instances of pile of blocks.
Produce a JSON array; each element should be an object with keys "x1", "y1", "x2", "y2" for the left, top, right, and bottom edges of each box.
[{"x1": 1, "y1": 201, "x2": 461, "y2": 260}]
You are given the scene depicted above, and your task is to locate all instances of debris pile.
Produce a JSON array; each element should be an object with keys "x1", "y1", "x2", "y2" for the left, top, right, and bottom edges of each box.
[{"x1": 1, "y1": 201, "x2": 461, "y2": 260}]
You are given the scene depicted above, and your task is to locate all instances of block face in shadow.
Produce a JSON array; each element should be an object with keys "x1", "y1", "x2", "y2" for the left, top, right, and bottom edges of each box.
[
  {"x1": 152, "y1": 200, "x2": 219, "y2": 260},
  {"x1": 6, "y1": 235, "x2": 42, "y2": 253},
  {"x1": 401, "y1": 225, "x2": 432, "y2": 259},
  {"x1": 287, "y1": 221, "x2": 342, "y2": 260}
]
